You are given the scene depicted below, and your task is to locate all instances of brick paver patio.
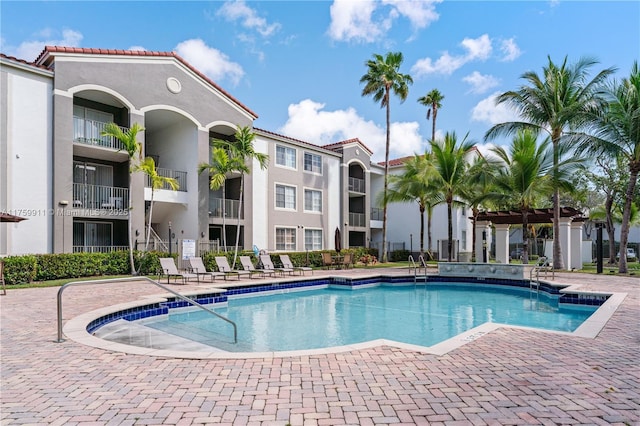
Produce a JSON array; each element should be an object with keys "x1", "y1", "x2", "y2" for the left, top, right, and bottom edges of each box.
[{"x1": 1, "y1": 269, "x2": 638, "y2": 425}]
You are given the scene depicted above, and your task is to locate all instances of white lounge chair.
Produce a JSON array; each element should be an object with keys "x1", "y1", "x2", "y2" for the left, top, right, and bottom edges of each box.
[
  {"x1": 239, "y1": 256, "x2": 275, "y2": 279},
  {"x1": 279, "y1": 254, "x2": 312, "y2": 275},
  {"x1": 259, "y1": 254, "x2": 294, "y2": 276},
  {"x1": 188, "y1": 257, "x2": 226, "y2": 282},
  {"x1": 158, "y1": 258, "x2": 199, "y2": 284},
  {"x1": 215, "y1": 256, "x2": 251, "y2": 280}
]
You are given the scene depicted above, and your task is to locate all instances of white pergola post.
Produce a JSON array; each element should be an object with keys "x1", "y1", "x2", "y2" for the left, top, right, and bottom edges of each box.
[
  {"x1": 558, "y1": 217, "x2": 572, "y2": 270},
  {"x1": 571, "y1": 221, "x2": 583, "y2": 270},
  {"x1": 475, "y1": 221, "x2": 492, "y2": 263},
  {"x1": 494, "y1": 223, "x2": 510, "y2": 264}
]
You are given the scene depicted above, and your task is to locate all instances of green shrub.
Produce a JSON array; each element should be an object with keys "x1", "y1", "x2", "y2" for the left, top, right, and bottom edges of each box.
[
  {"x1": 136, "y1": 251, "x2": 174, "y2": 275},
  {"x1": 3, "y1": 255, "x2": 37, "y2": 285},
  {"x1": 390, "y1": 249, "x2": 410, "y2": 262},
  {"x1": 104, "y1": 251, "x2": 130, "y2": 275}
]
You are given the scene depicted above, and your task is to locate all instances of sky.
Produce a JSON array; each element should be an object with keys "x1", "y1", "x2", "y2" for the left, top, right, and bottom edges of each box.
[{"x1": 1, "y1": 0, "x2": 638, "y2": 162}]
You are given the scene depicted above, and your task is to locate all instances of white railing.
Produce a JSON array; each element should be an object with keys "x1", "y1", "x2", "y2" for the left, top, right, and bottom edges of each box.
[
  {"x1": 72, "y1": 183, "x2": 129, "y2": 211},
  {"x1": 72, "y1": 245, "x2": 129, "y2": 253},
  {"x1": 348, "y1": 177, "x2": 365, "y2": 193},
  {"x1": 73, "y1": 118, "x2": 126, "y2": 151},
  {"x1": 349, "y1": 212, "x2": 365, "y2": 227},
  {"x1": 209, "y1": 198, "x2": 243, "y2": 219},
  {"x1": 145, "y1": 168, "x2": 187, "y2": 192}
]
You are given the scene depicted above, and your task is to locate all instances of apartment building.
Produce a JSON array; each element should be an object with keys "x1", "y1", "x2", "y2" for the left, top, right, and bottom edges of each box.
[{"x1": 1, "y1": 46, "x2": 473, "y2": 258}]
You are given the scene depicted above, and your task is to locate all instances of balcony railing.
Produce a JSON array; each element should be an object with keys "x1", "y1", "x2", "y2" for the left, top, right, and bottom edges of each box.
[
  {"x1": 72, "y1": 183, "x2": 129, "y2": 211},
  {"x1": 371, "y1": 207, "x2": 384, "y2": 221},
  {"x1": 348, "y1": 177, "x2": 365, "y2": 193},
  {"x1": 209, "y1": 198, "x2": 243, "y2": 219},
  {"x1": 73, "y1": 245, "x2": 129, "y2": 253},
  {"x1": 73, "y1": 118, "x2": 126, "y2": 151},
  {"x1": 349, "y1": 212, "x2": 365, "y2": 227},
  {"x1": 145, "y1": 168, "x2": 188, "y2": 192}
]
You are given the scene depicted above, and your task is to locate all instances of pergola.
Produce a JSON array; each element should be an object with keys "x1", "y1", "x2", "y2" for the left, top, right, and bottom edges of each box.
[{"x1": 474, "y1": 207, "x2": 586, "y2": 269}]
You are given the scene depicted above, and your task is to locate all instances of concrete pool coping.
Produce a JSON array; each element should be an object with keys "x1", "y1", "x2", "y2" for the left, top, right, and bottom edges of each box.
[{"x1": 62, "y1": 274, "x2": 627, "y2": 359}]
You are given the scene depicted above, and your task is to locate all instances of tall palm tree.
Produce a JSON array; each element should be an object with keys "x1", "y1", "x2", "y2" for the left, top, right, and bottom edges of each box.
[
  {"x1": 429, "y1": 132, "x2": 475, "y2": 261},
  {"x1": 418, "y1": 89, "x2": 444, "y2": 143},
  {"x1": 198, "y1": 146, "x2": 243, "y2": 252},
  {"x1": 577, "y1": 61, "x2": 640, "y2": 273},
  {"x1": 486, "y1": 131, "x2": 581, "y2": 263},
  {"x1": 360, "y1": 51, "x2": 413, "y2": 262},
  {"x1": 136, "y1": 157, "x2": 179, "y2": 251},
  {"x1": 384, "y1": 154, "x2": 442, "y2": 259},
  {"x1": 101, "y1": 122, "x2": 144, "y2": 274},
  {"x1": 485, "y1": 56, "x2": 614, "y2": 270},
  {"x1": 219, "y1": 126, "x2": 269, "y2": 269}
]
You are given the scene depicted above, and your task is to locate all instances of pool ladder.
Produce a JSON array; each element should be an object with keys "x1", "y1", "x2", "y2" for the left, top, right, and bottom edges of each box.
[{"x1": 409, "y1": 255, "x2": 428, "y2": 283}]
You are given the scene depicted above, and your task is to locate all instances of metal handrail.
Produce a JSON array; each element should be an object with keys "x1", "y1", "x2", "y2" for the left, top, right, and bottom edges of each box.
[
  {"x1": 56, "y1": 276, "x2": 237, "y2": 344},
  {"x1": 409, "y1": 255, "x2": 427, "y2": 283}
]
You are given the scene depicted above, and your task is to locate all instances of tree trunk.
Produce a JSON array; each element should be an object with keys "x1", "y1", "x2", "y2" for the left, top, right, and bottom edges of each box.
[
  {"x1": 604, "y1": 194, "x2": 616, "y2": 265},
  {"x1": 127, "y1": 173, "x2": 136, "y2": 275},
  {"x1": 419, "y1": 205, "x2": 425, "y2": 258},
  {"x1": 431, "y1": 107, "x2": 437, "y2": 143},
  {"x1": 471, "y1": 207, "x2": 478, "y2": 261},
  {"x1": 522, "y1": 209, "x2": 529, "y2": 264},
  {"x1": 551, "y1": 132, "x2": 564, "y2": 269},
  {"x1": 232, "y1": 173, "x2": 244, "y2": 269},
  {"x1": 618, "y1": 165, "x2": 639, "y2": 274},
  {"x1": 381, "y1": 89, "x2": 391, "y2": 263},
  {"x1": 221, "y1": 185, "x2": 227, "y2": 252},
  {"x1": 144, "y1": 190, "x2": 154, "y2": 251},
  {"x1": 447, "y1": 199, "x2": 453, "y2": 261},
  {"x1": 427, "y1": 206, "x2": 433, "y2": 260}
]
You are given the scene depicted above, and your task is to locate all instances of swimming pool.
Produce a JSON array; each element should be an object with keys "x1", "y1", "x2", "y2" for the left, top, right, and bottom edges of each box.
[{"x1": 137, "y1": 282, "x2": 598, "y2": 352}]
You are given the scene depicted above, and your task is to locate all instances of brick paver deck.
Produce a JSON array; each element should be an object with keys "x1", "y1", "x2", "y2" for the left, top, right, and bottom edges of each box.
[{"x1": 1, "y1": 270, "x2": 638, "y2": 425}]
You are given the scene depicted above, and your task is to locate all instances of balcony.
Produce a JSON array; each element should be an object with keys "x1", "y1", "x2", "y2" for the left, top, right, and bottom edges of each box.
[
  {"x1": 349, "y1": 212, "x2": 365, "y2": 227},
  {"x1": 209, "y1": 198, "x2": 243, "y2": 219},
  {"x1": 73, "y1": 118, "x2": 126, "y2": 150},
  {"x1": 145, "y1": 168, "x2": 188, "y2": 192},
  {"x1": 348, "y1": 177, "x2": 365, "y2": 193},
  {"x1": 73, "y1": 245, "x2": 129, "y2": 253},
  {"x1": 72, "y1": 183, "x2": 129, "y2": 211}
]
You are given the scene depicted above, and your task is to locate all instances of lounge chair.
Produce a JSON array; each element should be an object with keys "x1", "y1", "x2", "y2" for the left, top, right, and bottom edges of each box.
[
  {"x1": 321, "y1": 252, "x2": 335, "y2": 270},
  {"x1": 187, "y1": 257, "x2": 226, "y2": 282},
  {"x1": 259, "y1": 254, "x2": 294, "y2": 276},
  {"x1": 279, "y1": 254, "x2": 312, "y2": 275},
  {"x1": 158, "y1": 258, "x2": 199, "y2": 284},
  {"x1": 215, "y1": 256, "x2": 251, "y2": 280},
  {"x1": 239, "y1": 256, "x2": 275, "y2": 279}
]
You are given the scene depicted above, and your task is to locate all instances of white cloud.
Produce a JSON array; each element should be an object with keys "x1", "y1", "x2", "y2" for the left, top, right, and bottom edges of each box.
[
  {"x1": 278, "y1": 99, "x2": 426, "y2": 162},
  {"x1": 328, "y1": 0, "x2": 440, "y2": 43},
  {"x1": 499, "y1": 38, "x2": 522, "y2": 61},
  {"x1": 411, "y1": 34, "x2": 492, "y2": 77},
  {"x1": 470, "y1": 91, "x2": 520, "y2": 125},
  {"x1": 174, "y1": 39, "x2": 244, "y2": 86},
  {"x1": 217, "y1": 0, "x2": 281, "y2": 37},
  {"x1": 462, "y1": 71, "x2": 500, "y2": 94},
  {"x1": 128, "y1": 45, "x2": 147, "y2": 52},
  {"x1": 5, "y1": 28, "x2": 82, "y2": 61}
]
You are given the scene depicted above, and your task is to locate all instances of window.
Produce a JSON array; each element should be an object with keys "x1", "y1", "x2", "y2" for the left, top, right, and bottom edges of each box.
[
  {"x1": 304, "y1": 189, "x2": 322, "y2": 213},
  {"x1": 275, "y1": 184, "x2": 296, "y2": 209},
  {"x1": 461, "y1": 230, "x2": 467, "y2": 249},
  {"x1": 305, "y1": 229, "x2": 322, "y2": 251},
  {"x1": 276, "y1": 227, "x2": 296, "y2": 250},
  {"x1": 304, "y1": 152, "x2": 322, "y2": 174},
  {"x1": 276, "y1": 145, "x2": 296, "y2": 168},
  {"x1": 73, "y1": 105, "x2": 113, "y2": 143}
]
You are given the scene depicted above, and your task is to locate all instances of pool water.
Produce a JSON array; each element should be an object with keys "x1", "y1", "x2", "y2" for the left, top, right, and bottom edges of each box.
[{"x1": 143, "y1": 284, "x2": 597, "y2": 352}]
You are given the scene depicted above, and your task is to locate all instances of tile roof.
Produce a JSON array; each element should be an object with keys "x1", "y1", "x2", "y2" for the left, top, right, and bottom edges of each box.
[
  {"x1": 322, "y1": 138, "x2": 374, "y2": 155},
  {"x1": 253, "y1": 128, "x2": 341, "y2": 156},
  {"x1": 0, "y1": 53, "x2": 52, "y2": 72},
  {"x1": 33, "y1": 46, "x2": 258, "y2": 119}
]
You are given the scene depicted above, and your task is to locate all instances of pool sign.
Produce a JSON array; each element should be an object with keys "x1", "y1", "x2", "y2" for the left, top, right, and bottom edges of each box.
[{"x1": 182, "y1": 239, "x2": 196, "y2": 260}]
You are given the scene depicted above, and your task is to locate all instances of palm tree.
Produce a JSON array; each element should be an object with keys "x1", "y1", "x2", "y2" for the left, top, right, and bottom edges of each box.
[
  {"x1": 429, "y1": 132, "x2": 475, "y2": 261},
  {"x1": 218, "y1": 126, "x2": 269, "y2": 269},
  {"x1": 136, "y1": 157, "x2": 179, "y2": 251},
  {"x1": 577, "y1": 61, "x2": 640, "y2": 273},
  {"x1": 486, "y1": 130, "x2": 581, "y2": 263},
  {"x1": 418, "y1": 89, "x2": 444, "y2": 143},
  {"x1": 485, "y1": 56, "x2": 614, "y2": 270},
  {"x1": 198, "y1": 146, "x2": 243, "y2": 252},
  {"x1": 360, "y1": 51, "x2": 413, "y2": 262},
  {"x1": 101, "y1": 122, "x2": 144, "y2": 274},
  {"x1": 466, "y1": 155, "x2": 500, "y2": 261},
  {"x1": 384, "y1": 154, "x2": 442, "y2": 259}
]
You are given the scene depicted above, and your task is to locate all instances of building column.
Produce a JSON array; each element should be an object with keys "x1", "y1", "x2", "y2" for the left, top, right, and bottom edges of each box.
[
  {"x1": 475, "y1": 221, "x2": 492, "y2": 263},
  {"x1": 571, "y1": 221, "x2": 583, "y2": 270},
  {"x1": 494, "y1": 223, "x2": 510, "y2": 264},
  {"x1": 558, "y1": 217, "x2": 572, "y2": 270}
]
